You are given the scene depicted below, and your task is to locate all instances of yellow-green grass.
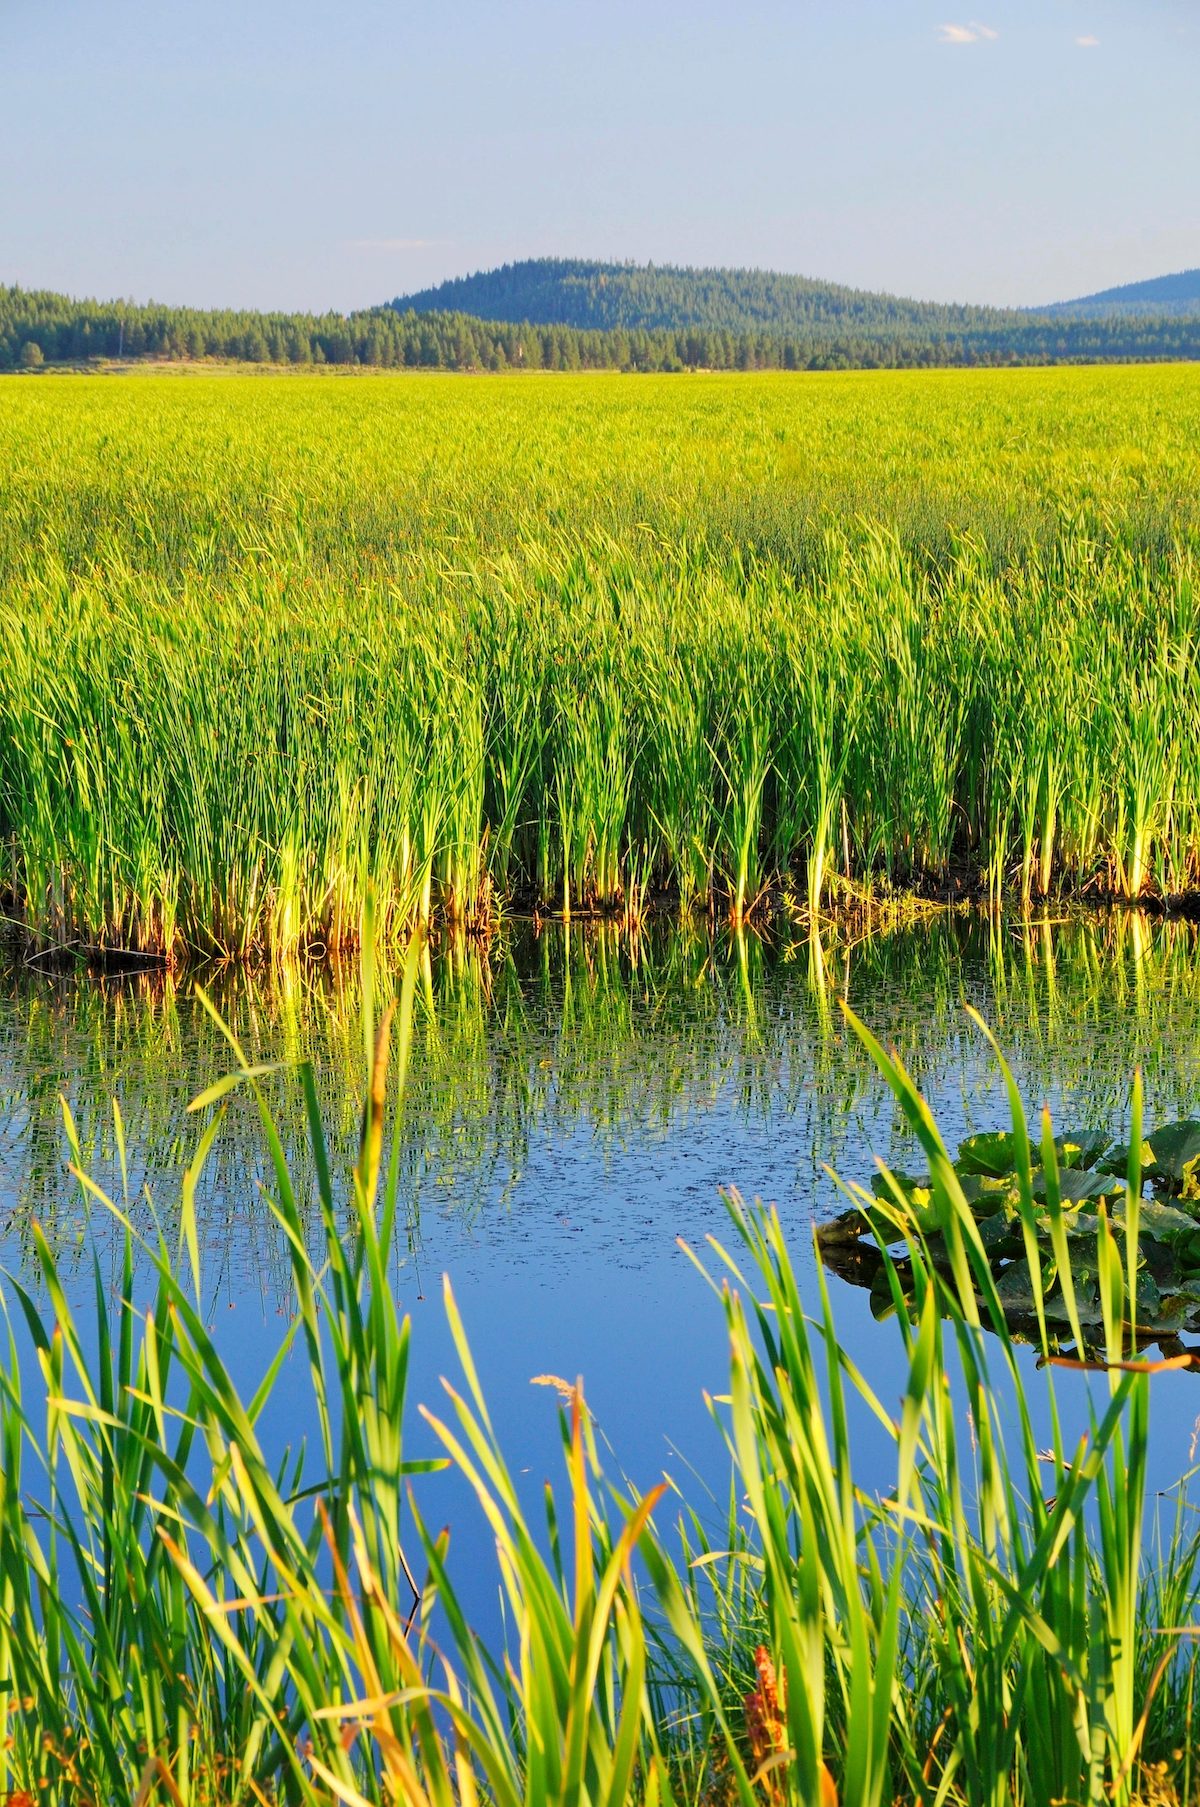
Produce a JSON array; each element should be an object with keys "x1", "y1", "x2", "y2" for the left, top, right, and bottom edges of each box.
[{"x1": 3, "y1": 367, "x2": 1200, "y2": 956}]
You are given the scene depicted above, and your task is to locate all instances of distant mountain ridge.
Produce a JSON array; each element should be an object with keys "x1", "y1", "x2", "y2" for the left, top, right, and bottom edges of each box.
[
  {"x1": 1042, "y1": 268, "x2": 1200, "y2": 319},
  {"x1": 395, "y1": 256, "x2": 1200, "y2": 337},
  {"x1": 390, "y1": 256, "x2": 1028, "y2": 336}
]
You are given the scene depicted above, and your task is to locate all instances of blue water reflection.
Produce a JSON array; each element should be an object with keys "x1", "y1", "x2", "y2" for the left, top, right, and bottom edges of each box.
[{"x1": 3, "y1": 910, "x2": 1200, "y2": 1631}]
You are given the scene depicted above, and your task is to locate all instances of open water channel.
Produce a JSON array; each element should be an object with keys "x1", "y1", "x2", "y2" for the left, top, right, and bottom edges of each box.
[{"x1": 4, "y1": 910, "x2": 1200, "y2": 1630}]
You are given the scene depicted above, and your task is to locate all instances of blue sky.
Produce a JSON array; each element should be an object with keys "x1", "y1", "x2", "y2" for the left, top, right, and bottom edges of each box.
[{"x1": 2, "y1": 0, "x2": 1195, "y2": 313}]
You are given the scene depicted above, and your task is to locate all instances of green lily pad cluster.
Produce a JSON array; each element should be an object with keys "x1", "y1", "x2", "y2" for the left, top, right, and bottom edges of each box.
[{"x1": 818, "y1": 1118, "x2": 1200, "y2": 1336}]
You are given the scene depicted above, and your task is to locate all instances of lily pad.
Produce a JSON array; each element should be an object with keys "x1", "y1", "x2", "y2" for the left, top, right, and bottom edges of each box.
[
  {"x1": 869, "y1": 1170, "x2": 946, "y2": 1236},
  {"x1": 1030, "y1": 1167, "x2": 1126, "y2": 1207},
  {"x1": 1097, "y1": 1138, "x2": 1154, "y2": 1177},
  {"x1": 977, "y1": 1211, "x2": 1023, "y2": 1257},
  {"x1": 956, "y1": 1132, "x2": 1020, "y2": 1178},
  {"x1": 1124, "y1": 1197, "x2": 1200, "y2": 1266},
  {"x1": 1145, "y1": 1120, "x2": 1200, "y2": 1191},
  {"x1": 821, "y1": 1104, "x2": 1200, "y2": 1350},
  {"x1": 1053, "y1": 1131, "x2": 1117, "y2": 1171},
  {"x1": 957, "y1": 1171, "x2": 1020, "y2": 1210}
]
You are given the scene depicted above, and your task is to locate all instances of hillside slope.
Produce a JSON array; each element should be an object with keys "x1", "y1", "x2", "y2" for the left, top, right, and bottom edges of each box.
[
  {"x1": 1044, "y1": 268, "x2": 1200, "y2": 318},
  {"x1": 390, "y1": 256, "x2": 1026, "y2": 335}
]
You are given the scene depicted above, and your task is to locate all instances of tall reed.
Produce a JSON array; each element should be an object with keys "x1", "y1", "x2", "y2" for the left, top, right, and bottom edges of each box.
[{"x1": 3, "y1": 370, "x2": 1200, "y2": 955}]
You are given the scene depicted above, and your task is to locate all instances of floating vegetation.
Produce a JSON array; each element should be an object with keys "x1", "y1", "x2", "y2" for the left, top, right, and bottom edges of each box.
[{"x1": 820, "y1": 1053, "x2": 1200, "y2": 1349}]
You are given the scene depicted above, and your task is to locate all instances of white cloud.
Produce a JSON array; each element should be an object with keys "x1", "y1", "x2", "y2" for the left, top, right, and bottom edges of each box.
[
  {"x1": 937, "y1": 22, "x2": 997, "y2": 44},
  {"x1": 1075, "y1": 34, "x2": 1100, "y2": 47},
  {"x1": 346, "y1": 238, "x2": 445, "y2": 253}
]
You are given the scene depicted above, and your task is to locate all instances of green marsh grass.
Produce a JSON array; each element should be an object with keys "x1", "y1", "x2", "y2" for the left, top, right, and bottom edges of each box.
[
  {"x1": 4, "y1": 370, "x2": 1200, "y2": 954},
  {"x1": 1, "y1": 936, "x2": 1200, "y2": 1801}
]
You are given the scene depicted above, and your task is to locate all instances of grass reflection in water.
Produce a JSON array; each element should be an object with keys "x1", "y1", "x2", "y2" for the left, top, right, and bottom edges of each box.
[{"x1": 2, "y1": 910, "x2": 1200, "y2": 1304}]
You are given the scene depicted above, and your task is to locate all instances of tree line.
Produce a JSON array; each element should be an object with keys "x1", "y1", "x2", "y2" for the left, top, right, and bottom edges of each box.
[{"x1": 5, "y1": 283, "x2": 1200, "y2": 374}]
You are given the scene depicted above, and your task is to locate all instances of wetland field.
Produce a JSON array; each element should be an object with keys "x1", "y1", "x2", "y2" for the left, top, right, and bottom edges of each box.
[
  {"x1": 6, "y1": 366, "x2": 1200, "y2": 1805},
  {"x1": 4, "y1": 365, "x2": 1200, "y2": 953}
]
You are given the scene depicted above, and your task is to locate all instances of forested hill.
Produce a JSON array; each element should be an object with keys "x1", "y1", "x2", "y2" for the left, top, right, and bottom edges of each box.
[
  {"x1": 391, "y1": 257, "x2": 1023, "y2": 335},
  {"x1": 1043, "y1": 268, "x2": 1200, "y2": 319},
  {"x1": 6, "y1": 281, "x2": 1200, "y2": 373}
]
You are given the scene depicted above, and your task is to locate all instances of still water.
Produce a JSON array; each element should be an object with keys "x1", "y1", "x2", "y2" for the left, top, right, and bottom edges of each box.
[{"x1": 4, "y1": 910, "x2": 1200, "y2": 1573}]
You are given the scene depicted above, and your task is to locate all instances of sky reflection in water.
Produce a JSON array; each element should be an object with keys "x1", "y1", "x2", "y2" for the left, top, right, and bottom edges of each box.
[{"x1": 3, "y1": 909, "x2": 1200, "y2": 1597}]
